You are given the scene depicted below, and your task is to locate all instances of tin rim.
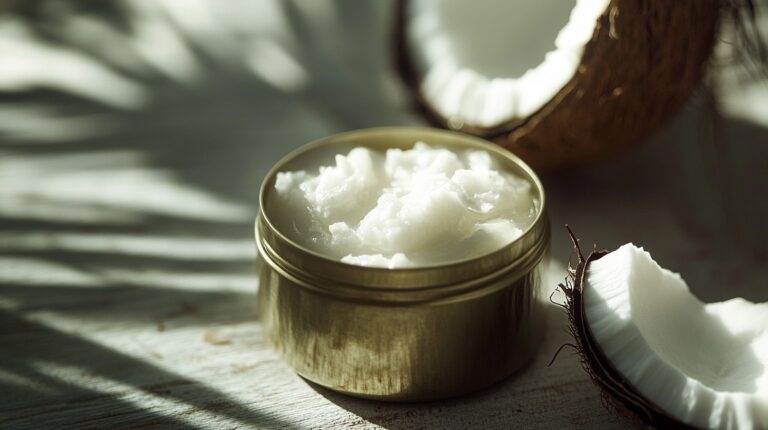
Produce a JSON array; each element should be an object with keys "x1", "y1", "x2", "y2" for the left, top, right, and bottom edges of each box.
[{"x1": 257, "y1": 126, "x2": 548, "y2": 289}]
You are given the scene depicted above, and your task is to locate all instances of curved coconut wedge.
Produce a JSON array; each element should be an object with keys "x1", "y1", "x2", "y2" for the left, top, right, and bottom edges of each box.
[
  {"x1": 560, "y1": 236, "x2": 768, "y2": 429},
  {"x1": 395, "y1": 0, "x2": 720, "y2": 169}
]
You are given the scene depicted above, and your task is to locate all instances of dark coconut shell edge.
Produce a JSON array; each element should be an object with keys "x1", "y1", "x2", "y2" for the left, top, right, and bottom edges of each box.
[
  {"x1": 557, "y1": 226, "x2": 698, "y2": 429},
  {"x1": 393, "y1": 0, "x2": 721, "y2": 170}
]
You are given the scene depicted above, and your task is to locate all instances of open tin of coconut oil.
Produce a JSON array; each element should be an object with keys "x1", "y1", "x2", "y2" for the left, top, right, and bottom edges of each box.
[{"x1": 256, "y1": 127, "x2": 549, "y2": 401}]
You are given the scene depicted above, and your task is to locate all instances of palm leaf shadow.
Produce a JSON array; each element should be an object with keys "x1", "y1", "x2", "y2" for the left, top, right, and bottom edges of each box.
[{"x1": 0, "y1": 310, "x2": 292, "y2": 429}]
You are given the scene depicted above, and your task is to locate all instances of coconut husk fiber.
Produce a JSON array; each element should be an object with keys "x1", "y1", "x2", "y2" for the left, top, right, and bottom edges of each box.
[
  {"x1": 395, "y1": 0, "x2": 720, "y2": 170},
  {"x1": 557, "y1": 226, "x2": 698, "y2": 429}
]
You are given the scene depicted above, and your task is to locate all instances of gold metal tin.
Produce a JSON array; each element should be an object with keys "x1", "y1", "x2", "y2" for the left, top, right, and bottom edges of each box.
[{"x1": 256, "y1": 127, "x2": 549, "y2": 401}]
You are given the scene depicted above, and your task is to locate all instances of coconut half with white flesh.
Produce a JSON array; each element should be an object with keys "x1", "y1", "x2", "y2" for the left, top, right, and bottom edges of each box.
[
  {"x1": 560, "y1": 233, "x2": 768, "y2": 429},
  {"x1": 395, "y1": 0, "x2": 720, "y2": 169}
]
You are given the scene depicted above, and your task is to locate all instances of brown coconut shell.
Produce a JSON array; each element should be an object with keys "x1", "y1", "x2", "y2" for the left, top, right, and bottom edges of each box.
[
  {"x1": 557, "y1": 226, "x2": 696, "y2": 429},
  {"x1": 394, "y1": 0, "x2": 720, "y2": 170}
]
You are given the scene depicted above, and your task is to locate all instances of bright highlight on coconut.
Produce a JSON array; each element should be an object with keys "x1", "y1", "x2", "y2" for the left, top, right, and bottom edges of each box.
[
  {"x1": 397, "y1": 0, "x2": 720, "y2": 169},
  {"x1": 404, "y1": 0, "x2": 610, "y2": 128},
  {"x1": 273, "y1": 143, "x2": 538, "y2": 268},
  {"x1": 560, "y1": 234, "x2": 768, "y2": 430}
]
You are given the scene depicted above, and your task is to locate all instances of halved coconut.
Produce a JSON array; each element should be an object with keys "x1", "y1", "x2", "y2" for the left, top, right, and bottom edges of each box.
[
  {"x1": 560, "y1": 233, "x2": 768, "y2": 429},
  {"x1": 395, "y1": 0, "x2": 720, "y2": 169}
]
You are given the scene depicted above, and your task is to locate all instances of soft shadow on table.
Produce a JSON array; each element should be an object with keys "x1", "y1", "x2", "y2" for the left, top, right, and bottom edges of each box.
[
  {"x1": 1, "y1": 214, "x2": 273, "y2": 427},
  {"x1": 0, "y1": 1, "x2": 412, "y2": 428},
  {"x1": 0, "y1": 310, "x2": 296, "y2": 429},
  {"x1": 303, "y1": 355, "x2": 551, "y2": 430}
]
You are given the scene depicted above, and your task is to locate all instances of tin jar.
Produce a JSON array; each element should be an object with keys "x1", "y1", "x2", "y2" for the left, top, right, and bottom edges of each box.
[{"x1": 256, "y1": 127, "x2": 549, "y2": 401}]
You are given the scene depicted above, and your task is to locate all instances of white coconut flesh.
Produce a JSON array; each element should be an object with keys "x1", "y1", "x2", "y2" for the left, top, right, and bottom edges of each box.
[
  {"x1": 585, "y1": 244, "x2": 768, "y2": 430},
  {"x1": 404, "y1": 0, "x2": 611, "y2": 128}
]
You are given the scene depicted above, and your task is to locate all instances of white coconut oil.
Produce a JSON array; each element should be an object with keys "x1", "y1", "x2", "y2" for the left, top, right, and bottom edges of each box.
[{"x1": 273, "y1": 142, "x2": 539, "y2": 268}]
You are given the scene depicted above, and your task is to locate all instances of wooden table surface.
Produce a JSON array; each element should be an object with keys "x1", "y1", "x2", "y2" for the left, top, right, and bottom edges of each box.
[{"x1": 1, "y1": 2, "x2": 766, "y2": 428}]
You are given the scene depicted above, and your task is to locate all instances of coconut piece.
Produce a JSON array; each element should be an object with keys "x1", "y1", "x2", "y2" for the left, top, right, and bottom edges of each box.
[
  {"x1": 559, "y1": 229, "x2": 768, "y2": 429},
  {"x1": 395, "y1": 0, "x2": 720, "y2": 169}
]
